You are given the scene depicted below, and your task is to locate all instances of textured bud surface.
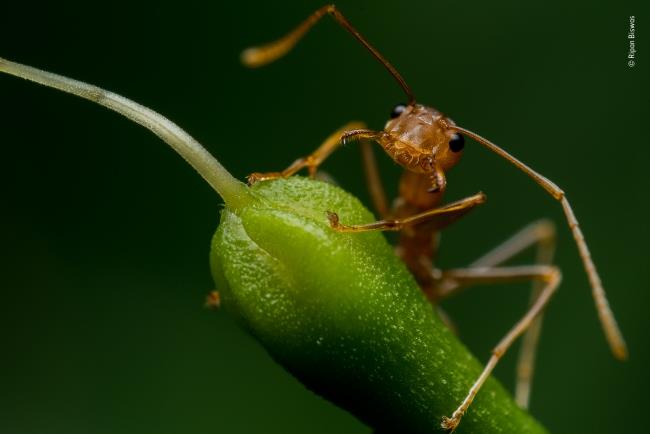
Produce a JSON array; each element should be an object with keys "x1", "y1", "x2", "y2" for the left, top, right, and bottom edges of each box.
[{"x1": 211, "y1": 177, "x2": 547, "y2": 434}]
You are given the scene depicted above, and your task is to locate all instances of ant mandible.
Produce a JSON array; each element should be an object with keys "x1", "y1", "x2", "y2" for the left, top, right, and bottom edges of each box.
[{"x1": 243, "y1": 5, "x2": 627, "y2": 431}]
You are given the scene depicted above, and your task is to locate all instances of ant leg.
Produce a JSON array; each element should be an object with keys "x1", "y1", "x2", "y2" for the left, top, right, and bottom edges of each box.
[
  {"x1": 247, "y1": 121, "x2": 365, "y2": 184},
  {"x1": 435, "y1": 220, "x2": 556, "y2": 409},
  {"x1": 204, "y1": 291, "x2": 221, "y2": 309},
  {"x1": 360, "y1": 140, "x2": 390, "y2": 218},
  {"x1": 328, "y1": 192, "x2": 486, "y2": 233},
  {"x1": 241, "y1": 5, "x2": 415, "y2": 103},
  {"x1": 438, "y1": 265, "x2": 561, "y2": 432},
  {"x1": 451, "y1": 126, "x2": 627, "y2": 360}
]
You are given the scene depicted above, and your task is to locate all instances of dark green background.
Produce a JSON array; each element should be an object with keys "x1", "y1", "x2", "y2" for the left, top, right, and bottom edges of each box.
[{"x1": 1, "y1": 1, "x2": 647, "y2": 433}]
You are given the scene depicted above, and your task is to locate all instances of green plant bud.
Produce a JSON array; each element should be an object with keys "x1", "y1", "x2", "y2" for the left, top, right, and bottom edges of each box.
[{"x1": 211, "y1": 176, "x2": 547, "y2": 434}]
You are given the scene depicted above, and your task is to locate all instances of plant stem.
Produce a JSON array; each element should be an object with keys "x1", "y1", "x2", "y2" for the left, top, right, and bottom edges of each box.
[{"x1": 0, "y1": 56, "x2": 251, "y2": 209}]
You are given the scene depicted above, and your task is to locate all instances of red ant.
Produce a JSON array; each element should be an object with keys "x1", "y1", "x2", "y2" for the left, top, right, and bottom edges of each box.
[{"x1": 243, "y1": 5, "x2": 627, "y2": 431}]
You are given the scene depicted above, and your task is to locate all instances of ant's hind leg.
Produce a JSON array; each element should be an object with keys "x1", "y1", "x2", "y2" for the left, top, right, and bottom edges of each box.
[
  {"x1": 438, "y1": 265, "x2": 561, "y2": 431},
  {"x1": 247, "y1": 121, "x2": 365, "y2": 184},
  {"x1": 435, "y1": 219, "x2": 556, "y2": 409}
]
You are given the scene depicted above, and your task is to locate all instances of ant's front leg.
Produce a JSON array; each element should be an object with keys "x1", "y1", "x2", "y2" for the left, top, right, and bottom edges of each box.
[
  {"x1": 327, "y1": 192, "x2": 486, "y2": 233},
  {"x1": 247, "y1": 121, "x2": 366, "y2": 184}
]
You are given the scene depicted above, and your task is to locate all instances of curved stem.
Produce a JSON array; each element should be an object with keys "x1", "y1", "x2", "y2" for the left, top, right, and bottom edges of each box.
[{"x1": 0, "y1": 56, "x2": 251, "y2": 209}]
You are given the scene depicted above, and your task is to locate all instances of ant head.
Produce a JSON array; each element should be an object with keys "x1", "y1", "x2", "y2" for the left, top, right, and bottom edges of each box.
[{"x1": 384, "y1": 103, "x2": 465, "y2": 173}]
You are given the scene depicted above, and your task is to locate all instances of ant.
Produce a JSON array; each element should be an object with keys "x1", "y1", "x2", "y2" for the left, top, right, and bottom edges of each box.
[{"x1": 242, "y1": 4, "x2": 627, "y2": 431}]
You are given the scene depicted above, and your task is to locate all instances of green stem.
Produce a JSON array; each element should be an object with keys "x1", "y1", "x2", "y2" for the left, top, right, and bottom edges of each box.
[{"x1": 0, "y1": 56, "x2": 251, "y2": 209}]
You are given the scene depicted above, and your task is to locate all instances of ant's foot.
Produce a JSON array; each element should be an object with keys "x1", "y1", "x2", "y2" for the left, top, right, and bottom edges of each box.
[
  {"x1": 246, "y1": 172, "x2": 263, "y2": 185},
  {"x1": 246, "y1": 172, "x2": 281, "y2": 185},
  {"x1": 441, "y1": 413, "x2": 462, "y2": 432},
  {"x1": 326, "y1": 211, "x2": 355, "y2": 233},
  {"x1": 326, "y1": 211, "x2": 341, "y2": 229}
]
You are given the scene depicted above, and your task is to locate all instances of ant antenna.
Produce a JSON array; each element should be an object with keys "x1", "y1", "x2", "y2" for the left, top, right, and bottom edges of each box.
[
  {"x1": 241, "y1": 4, "x2": 416, "y2": 105},
  {"x1": 452, "y1": 125, "x2": 628, "y2": 361}
]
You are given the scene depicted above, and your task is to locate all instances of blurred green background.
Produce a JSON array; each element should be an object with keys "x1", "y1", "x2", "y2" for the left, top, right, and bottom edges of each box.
[{"x1": 1, "y1": 1, "x2": 647, "y2": 433}]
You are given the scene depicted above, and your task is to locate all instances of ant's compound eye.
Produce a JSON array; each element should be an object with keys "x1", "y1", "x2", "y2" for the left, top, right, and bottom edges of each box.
[
  {"x1": 390, "y1": 104, "x2": 407, "y2": 119},
  {"x1": 449, "y1": 133, "x2": 465, "y2": 152}
]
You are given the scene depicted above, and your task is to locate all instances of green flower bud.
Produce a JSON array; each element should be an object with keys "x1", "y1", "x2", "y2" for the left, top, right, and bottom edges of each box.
[{"x1": 211, "y1": 177, "x2": 547, "y2": 434}]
